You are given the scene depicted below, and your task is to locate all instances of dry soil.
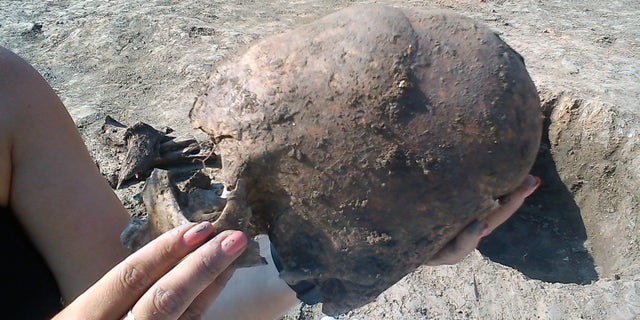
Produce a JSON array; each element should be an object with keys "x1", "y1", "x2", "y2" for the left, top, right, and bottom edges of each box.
[{"x1": 1, "y1": 1, "x2": 638, "y2": 319}]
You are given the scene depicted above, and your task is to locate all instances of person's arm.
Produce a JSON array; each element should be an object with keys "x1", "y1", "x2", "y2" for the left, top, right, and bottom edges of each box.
[
  {"x1": 0, "y1": 45, "x2": 131, "y2": 301},
  {"x1": 0, "y1": 45, "x2": 298, "y2": 319}
]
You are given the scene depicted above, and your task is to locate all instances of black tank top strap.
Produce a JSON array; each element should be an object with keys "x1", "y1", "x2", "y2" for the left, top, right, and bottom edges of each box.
[{"x1": 1, "y1": 206, "x2": 63, "y2": 319}]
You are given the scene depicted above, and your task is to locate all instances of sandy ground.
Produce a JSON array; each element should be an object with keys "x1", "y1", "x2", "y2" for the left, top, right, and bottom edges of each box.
[{"x1": 2, "y1": 1, "x2": 639, "y2": 319}]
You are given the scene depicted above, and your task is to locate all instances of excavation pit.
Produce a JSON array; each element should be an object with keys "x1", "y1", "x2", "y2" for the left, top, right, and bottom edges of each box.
[{"x1": 479, "y1": 90, "x2": 640, "y2": 285}]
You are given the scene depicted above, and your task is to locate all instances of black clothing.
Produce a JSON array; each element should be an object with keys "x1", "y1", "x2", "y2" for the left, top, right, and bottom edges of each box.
[{"x1": 2, "y1": 206, "x2": 63, "y2": 319}]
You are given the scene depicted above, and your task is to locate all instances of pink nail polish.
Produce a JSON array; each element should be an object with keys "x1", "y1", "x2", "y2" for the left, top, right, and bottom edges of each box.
[
  {"x1": 183, "y1": 222, "x2": 213, "y2": 246},
  {"x1": 479, "y1": 221, "x2": 490, "y2": 238},
  {"x1": 525, "y1": 176, "x2": 542, "y2": 197},
  {"x1": 221, "y1": 231, "x2": 248, "y2": 255},
  {"x1": 533, "y1": 176, "x2": 542, "y2": 188}
]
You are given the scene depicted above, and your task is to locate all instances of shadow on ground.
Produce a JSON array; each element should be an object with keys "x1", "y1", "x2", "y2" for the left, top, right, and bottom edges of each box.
[{"x1": 478, "y1": 117, "x2": 598, "y2": 285}]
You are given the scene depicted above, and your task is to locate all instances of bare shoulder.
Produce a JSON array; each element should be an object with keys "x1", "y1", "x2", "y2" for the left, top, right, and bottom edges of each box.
[
  {"x1": 0, "y1": 46, "x2": 18, "y2": 207},
  {"x1": 0, "y1": 46, "x2": 34, "y2": 114},
  {"x1": 0, "y1": 46, "x2": 46, "y2": 207},
  {"x1": 0, "y1": 45, "x2": 27, "y2": 81}
]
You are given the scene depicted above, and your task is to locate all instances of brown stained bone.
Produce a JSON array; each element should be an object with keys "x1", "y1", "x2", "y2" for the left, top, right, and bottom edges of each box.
[
  {"x1": 118, "y1": 122, "x2": 167, "y2": 188},
  {"x1": 120, "y1": 168, "x2": 266, "y2": 268},
  {"x1": 209, "y1": 179, "x2": 252, "y2": 232},
  {"x1": 100, "y1": 116, "x2": 215, "y2": 188},
  {"x1": 107, "y1": 115, "x2": 266, "y2": 267},
  {"x1": 190, "y1": 4, "x2": 542, "y2": 315}
]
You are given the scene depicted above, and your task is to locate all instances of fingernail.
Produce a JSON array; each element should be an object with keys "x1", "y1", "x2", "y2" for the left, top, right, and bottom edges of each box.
[
  {"x1": 524, "y1": 175, "x2": 542, "y2": 197},
  {"x1": 467, "y1": 220, "x2": 488, "y2": 239},
  {"x1": 479, "y1": 221, "x2": 490, "y2": 238},
  {"x1": 221, "y1": 231, "x2": 247, "y2": 255},
  {"x1": 183, "y1": 222, "x2": 214, "y2": 246}
]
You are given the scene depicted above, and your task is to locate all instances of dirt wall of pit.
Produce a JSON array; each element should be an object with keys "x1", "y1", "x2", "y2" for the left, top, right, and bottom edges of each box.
[{"x1": 542, "y1": 90, "x2": 640, "y2": 279}]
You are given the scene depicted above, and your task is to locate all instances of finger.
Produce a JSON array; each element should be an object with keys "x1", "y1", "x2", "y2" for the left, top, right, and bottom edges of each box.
[
  {"x1": 63, "y1": 222, "x2": 216, "y2": 319},
  {"x1": 425, "y1": 220, "x2": 486, "y2": 266},
  {"x1": 483, "y1": 175, "x2": 541, "y2": 236},
  {"x1": 425, "y1": 175, "x2": 541, "y2": 267},
  {"x1": 182, "y1": 267, "x2": 236, "y2": 319},
  {"x1": 131, "y1": 230, "x2": 247, "y2": 320}
]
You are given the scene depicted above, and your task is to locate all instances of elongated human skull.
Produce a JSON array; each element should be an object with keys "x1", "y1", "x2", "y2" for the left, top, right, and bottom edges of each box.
[{"x1": 133, "y1": 4, "x2": 543, "y2": 315}]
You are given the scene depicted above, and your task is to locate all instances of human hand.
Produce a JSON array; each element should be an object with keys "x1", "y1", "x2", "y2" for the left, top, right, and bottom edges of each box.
[
  {"x1": 52, "y1": 222, "x2": 247, "y2": 320},
  {"x1": 425, "y1": 174, "x2": 541, "y2": 266}
]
